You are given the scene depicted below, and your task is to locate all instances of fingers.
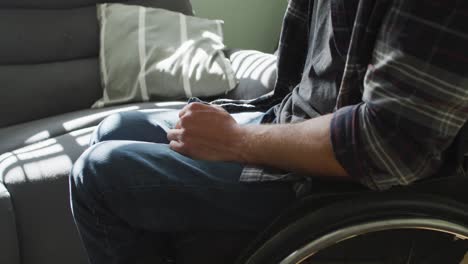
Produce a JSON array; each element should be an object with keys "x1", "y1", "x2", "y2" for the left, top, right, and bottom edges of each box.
[
  {"x1": 167, "y1": 127, "x2": 186, "y2": 154},
  {"x1": 177, "y1": 103, "x2": 229, "y2": 132},
  {"x1": 168, "y1": 135, "x2": 195, "y2": 157},
  {"x1": 178, "y1": 105, "x2": 189, "y2": 118},
  {"x1": 167, "y1": 128, "x2": 183, "y2": 142},
  {"x1": 178, "y1": 102, "x2": 224, "y2": 118},
  {"x1": 169, "y1": 140, "x2": 195, "y2": 158},
  {"x1": 179, "y1": 102, "x2": 206, "y2": 118},
  {"x1": 167, "y1": 126, "x2": 206, "y2": 144},
  {"x1": 169, "y1": 140, "x2": 184, "y2": 153}
]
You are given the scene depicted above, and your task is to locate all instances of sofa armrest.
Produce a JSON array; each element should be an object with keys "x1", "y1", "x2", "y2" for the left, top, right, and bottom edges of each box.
[
  {"x1": 225, "y1": 50, "x2": 277, "y2": 100},
  {"x1": 0, "y1": 182, "x2": 20, "y2": 264}
]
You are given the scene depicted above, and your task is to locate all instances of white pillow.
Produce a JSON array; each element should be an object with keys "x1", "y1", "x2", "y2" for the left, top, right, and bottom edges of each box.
[{"x1": 93, "y1": 3, "x2": 238, "y2": 108}]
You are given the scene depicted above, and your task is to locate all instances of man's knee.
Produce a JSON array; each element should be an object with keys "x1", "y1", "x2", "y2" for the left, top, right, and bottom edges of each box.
[
  {"x1": 71, "y1": 143, "x2": 104, "y2": 199},
  {"x1": 71, "y1": 141, "x2": 133, "y2": 198},
  {"x1": 91, "y1": 112, "x2": 139, "y2": 144},
  {"x1": 90, "y1": 111, "x2": 172, "y2": 145},
  {"x1": 71, "y1": 141, "x2": 174, "y2": 198}
]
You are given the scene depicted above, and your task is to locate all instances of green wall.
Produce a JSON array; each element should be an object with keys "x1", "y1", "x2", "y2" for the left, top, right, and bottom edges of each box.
[{"x1": 191, "y1": 0, "x2": 287, "y2": 53}]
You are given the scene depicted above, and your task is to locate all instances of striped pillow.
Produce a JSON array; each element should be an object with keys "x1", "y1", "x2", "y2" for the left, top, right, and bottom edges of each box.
[{"x1": 93, "y1": 3, "x2": 238, "y2": 108}]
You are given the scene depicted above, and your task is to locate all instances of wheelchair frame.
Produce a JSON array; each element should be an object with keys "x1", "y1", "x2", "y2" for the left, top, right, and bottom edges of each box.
[{"x1": 239, "y1": 176, "x2": 468, "y2": 264}]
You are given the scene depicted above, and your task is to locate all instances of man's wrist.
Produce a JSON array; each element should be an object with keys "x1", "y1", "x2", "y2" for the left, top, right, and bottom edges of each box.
[{"x1": 233, "y1": 125, "x2": 260, "y2": 164}]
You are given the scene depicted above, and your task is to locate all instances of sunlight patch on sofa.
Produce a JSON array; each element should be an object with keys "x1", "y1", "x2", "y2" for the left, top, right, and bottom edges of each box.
[
  {"x1": 62, "y1": 106, "x2": 140, "y2": 131},
  {"x1": 24, "y1": 130, "x2": 51, "y2": 145},
  {"x1": 69, "y1": 127, "x2": 96, "y2": 137},
  {"x1": 3, "y1": 154, "x2": 73, "y2": 184},
  {"x1": 0, "y1": 153, "x2": 19, "y2": 179},
  {"x1": 15, "y1": 144, "x2": 64, "y2": 161},
  {"x1": 20, "y1": 155, "x2": 73, "y2": 183},
  {"x1": 12, "y1": 139, "x2": 58, "y2": 155},
  {"x1": 75, "y1": 134, "x2": 93, "y2": 147}
]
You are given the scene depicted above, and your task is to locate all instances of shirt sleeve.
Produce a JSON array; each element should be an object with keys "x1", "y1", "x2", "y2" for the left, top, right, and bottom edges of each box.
[{"x1": 330, "y1": 0, "x2": 468, "y2": 190}]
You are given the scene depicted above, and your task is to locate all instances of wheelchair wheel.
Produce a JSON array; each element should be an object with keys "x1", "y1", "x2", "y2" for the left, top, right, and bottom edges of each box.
[{"x1": 244, "y1": 194, "x2": 468, "y2": 264}]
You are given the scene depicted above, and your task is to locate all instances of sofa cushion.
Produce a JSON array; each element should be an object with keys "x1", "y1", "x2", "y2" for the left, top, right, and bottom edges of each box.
[
  {"x1": 0, "y1": 103, "x2": 185, "y2": 264},
  {"x1": 0, "y1": 0, "x2": 193, "y2": 128},
  {"x1": 0, "y1": 182, "x2": 20, "y2": 264},
  {"x1": 225, "y1": 50, "x2": 277, "y2": 100},
  {"x1": 95, "y1": 4, "x2": 237, "y2": 107}
]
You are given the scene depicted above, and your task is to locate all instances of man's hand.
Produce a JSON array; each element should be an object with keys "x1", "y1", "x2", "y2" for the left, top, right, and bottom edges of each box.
[
  {"x1": 167, "y1": 103, "x2": 247, "y2": 162},
  {"x1": 168, "y1": 103, "x2": 349, "y2": 179}
]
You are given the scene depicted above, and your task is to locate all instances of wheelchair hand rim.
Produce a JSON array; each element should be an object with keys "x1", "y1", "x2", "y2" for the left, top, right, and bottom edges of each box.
[{"x1": 280, "y1": 217, "x2": 468, "y2": 264}]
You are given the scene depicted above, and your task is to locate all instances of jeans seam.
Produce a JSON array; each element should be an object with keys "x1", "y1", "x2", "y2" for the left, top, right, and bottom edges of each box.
[{"x1": 93, "y1": 193, "x2": 114, "y2": 253}]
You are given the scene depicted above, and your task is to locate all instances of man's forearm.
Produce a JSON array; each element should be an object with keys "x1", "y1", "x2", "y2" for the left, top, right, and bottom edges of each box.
[
  {"x1": 169, "y1": 103, "x2": 350, "y2": 180},
  {"x1": 238, "y1": 114, "x2": 350, "y2": 179}
]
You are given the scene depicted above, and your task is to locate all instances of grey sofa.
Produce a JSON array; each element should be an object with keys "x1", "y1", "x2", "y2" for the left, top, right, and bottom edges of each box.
[{"x1": 0, "y1": 0, "x2": 277, "y2": 263}]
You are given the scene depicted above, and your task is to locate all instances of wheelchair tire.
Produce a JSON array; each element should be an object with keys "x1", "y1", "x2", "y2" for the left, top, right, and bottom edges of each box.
[{"x1": 244, "y1": 193, "x2": 468, "y2": 264}]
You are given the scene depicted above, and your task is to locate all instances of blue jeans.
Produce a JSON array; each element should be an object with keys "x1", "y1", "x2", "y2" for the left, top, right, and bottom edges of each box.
[{"x1": 70, "y1": 110, "x2": 296, "y2": 264}]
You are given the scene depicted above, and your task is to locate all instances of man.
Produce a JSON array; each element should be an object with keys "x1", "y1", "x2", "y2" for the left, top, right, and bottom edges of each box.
[{"x1": 70, "y1": 0, "x2": 468, "y2": 263}]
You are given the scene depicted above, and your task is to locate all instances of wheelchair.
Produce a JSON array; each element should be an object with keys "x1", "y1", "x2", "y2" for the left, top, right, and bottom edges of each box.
[{"x1": 236, "y1": 124, "x2": 468, "y2": 264}]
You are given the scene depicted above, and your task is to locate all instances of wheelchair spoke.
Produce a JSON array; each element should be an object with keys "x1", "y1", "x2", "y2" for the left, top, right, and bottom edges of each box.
[{"x1": 405, "y1": 240, "x2": 414, "y2": 264}]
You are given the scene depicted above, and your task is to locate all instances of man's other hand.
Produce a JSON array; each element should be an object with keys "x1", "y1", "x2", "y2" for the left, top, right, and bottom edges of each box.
[{"x1": 167, "y1": 103, "x2": 246, "y2": 162}]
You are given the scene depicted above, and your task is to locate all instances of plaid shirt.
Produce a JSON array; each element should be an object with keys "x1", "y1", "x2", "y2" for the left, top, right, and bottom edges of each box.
[{"x1": 210, "y1": 0, "x2": 468, "y2": 191}]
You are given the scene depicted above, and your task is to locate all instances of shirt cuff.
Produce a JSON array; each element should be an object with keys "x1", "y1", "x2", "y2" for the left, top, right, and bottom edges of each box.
[{"x1": 330, "y1": 104, "x2": 379, "y2": 190}]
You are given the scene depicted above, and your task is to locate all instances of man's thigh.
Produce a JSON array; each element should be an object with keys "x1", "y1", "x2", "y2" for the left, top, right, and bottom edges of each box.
[
  {"x1": 73, "y1": 140, "x2": 295, "y2": 232},
  {"x1": 92, "y1": 109, "x2": 266, "y2": 144}
]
